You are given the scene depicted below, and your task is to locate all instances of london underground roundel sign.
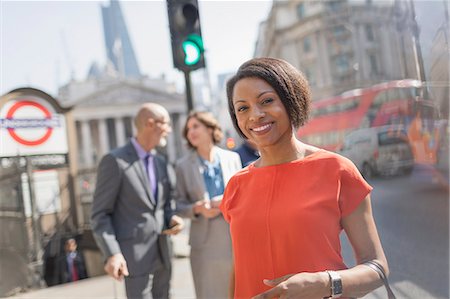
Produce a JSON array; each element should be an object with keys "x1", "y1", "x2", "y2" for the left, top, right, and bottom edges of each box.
[
  {"x1": 5, "y1": 100, "x2": 55, "y2": 146},
  {"x1": 0, "y1": 93, "x2": 68, "y2": 157}
]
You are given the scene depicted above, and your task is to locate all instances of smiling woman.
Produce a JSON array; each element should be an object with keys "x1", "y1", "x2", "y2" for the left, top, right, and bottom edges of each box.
[
  {"x1": 231, "y1": 77, "x2": 294, "y2": 152},
  {"x1": 220, "y1": 58, "x2": 392, "y2": 299}
]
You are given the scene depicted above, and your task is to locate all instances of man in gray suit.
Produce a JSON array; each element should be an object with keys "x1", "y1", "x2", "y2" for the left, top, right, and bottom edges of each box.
[{"x1": 91, "y1": 103, "x2": 184, "y2": 299}]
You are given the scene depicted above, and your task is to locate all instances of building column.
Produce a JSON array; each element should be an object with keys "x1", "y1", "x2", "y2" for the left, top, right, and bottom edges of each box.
[
  {"x1": 131, "y1": 117, "x2": 137, "y2": 136},
  {"x1": 98, "y1": 118, "x2": 109, "y2": 157},
  {"x1": 81, "y1": 120, "x2": 93, "y2": 167},
  {"x1": 115, "y1": 117, "x2": 126, "y2": 147}
]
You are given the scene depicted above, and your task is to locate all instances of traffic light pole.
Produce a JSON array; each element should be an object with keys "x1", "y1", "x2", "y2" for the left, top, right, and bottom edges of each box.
[
  {"x1": 167, "y1": 0, "x2": 204, "y2": 112},
  {"x1": 184, "y1": 70, "x2": 194, "y2": 112}
]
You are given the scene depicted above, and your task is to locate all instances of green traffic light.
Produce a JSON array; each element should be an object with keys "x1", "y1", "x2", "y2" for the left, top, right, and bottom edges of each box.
[
  {"x1": 182, "y1": 34, "x2": 204, "y2": 66},
  {"x1": 182, "y1": 41, "x2": 201, "y2": 65}
]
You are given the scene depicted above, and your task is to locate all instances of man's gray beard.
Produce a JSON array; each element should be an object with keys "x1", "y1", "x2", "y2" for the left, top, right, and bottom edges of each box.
[{"x1": 158, "y1": 137, "x2": 167, "y2": 148}]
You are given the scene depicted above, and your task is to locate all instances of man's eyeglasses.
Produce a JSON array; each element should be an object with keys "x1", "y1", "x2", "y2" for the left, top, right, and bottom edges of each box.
[{"x1": 154, "y1": 119, "x2": 172, "y2": 127}]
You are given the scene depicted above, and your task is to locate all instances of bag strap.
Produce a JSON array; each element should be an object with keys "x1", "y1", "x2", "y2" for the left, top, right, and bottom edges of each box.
[{"x1": 364, "y1": 260, "x2": 396, "y2": 299}]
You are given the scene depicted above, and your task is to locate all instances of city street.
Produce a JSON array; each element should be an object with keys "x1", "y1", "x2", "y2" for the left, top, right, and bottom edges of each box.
[
  {"x1": 342, "y1": 170, "x2": 449, "y2": 299},
  {"x1": 7, "y1": 169, "x2": 449, "y2": 299},
  {"x1": 2, "y1": 0, "x2": 449, "y2": 298}
]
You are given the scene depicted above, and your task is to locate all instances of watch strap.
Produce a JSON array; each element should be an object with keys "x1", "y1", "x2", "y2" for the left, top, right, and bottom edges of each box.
[{"x1": 325, "y1": 270, "x2": 343, "y2": 298}]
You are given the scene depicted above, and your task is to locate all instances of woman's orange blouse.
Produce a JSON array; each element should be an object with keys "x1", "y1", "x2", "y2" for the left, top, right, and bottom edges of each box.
[{"x1": 220, "y1": 150, "x2": 372, "y2": 298}]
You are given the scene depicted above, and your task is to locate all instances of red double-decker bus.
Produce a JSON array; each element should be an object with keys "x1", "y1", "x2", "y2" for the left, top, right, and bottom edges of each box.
[{"x1": 298, "y1": 79, "x2": 440, "y2": 165}]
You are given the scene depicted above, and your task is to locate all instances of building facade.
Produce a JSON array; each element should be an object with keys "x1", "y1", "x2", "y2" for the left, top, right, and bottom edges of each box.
[
  {"x1": 254, "y1": 0, "x2": 419, "y2": 100},
  {"x1": 428, "y1": 7, "x2": 449, "y2": 121},
  {"x1": 58, "y1": 75, "x2": 186, "y2": 169}
]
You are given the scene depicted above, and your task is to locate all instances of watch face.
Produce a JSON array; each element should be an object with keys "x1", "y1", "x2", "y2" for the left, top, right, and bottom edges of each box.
[
  {"x1": 333, "y1": 280, "x2": 343, "y2": 295},
  {"x1": 328, "y1": 270, "x2": 343, "y2": 297}
]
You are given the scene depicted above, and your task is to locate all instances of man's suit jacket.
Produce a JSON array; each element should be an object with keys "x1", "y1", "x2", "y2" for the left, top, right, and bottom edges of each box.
[
  {"x1": 175, "y1": 147, "x2": 242, "y2": 248},
  {"x1": 91, "y1": 141, "x2": 175, "y2": 276},
  {"x1": 59, "y1": 252, "x2": 88, "y2": 283},
  {"x1": 43, "y1": 251, "x2": 88, "y2": 286}
]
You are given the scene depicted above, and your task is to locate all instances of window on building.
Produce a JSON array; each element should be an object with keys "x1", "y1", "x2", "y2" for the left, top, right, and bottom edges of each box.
[
  {"x1": 304, "y1": 67, "x2": 316, "y2": 85},
  {"x1": 332, "y1": 36, "x2": 350, "y2": 53},
  {"x1": 369, "y1": 54, "x2": 378, "y2": 74},
  {"x1": 328, "y1": 0, "x2": 342, "y2": 12},
  {"x1": 335, "y1": 55, "x2": 350, "y2": 73},
  {"x1": 297, "y1": 3, "x2": 305, "y2": 19},
  {"x1": 303, "y1": 37, "x2": 311, "y2": 53},
  {"x1": 332, "y1": 26, "x2": 347, "y2": 39},
  {"x1": 106, "y1": 118, "x2": 117, "y2": 149},
  {"x1": 365, "y1": 24, "x2": 374, "y2": 42}
]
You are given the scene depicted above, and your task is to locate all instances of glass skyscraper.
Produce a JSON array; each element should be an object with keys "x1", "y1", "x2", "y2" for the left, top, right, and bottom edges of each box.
[{"x1": 101, "y1": 0, "x2": 141, "y2": 78}]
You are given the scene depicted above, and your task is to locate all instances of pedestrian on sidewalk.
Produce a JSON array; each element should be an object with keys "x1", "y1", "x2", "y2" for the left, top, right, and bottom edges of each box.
[
  {"x1": 221, "y1": 57, "x2": 389, "y2": 298},
  {"x1": 174, "y1": 111, "x2": 241, "y2": 299},
  {"x1": 44, "y1": 237, "x2": 88, "y2": 286},
  {"x1": 60, "y1": 238, "x2": 88, "y2": 284},
  {"x1": 91, "y1": 103, "x2": 184, "y2": 299}
]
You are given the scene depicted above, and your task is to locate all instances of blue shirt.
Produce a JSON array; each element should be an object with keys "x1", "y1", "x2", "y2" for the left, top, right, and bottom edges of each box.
[{"x1": 199, "y1": 154, "x2": 224, "y2": 199}]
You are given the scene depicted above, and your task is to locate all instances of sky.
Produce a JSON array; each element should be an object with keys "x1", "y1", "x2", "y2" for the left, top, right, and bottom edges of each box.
[{"x1": 1, "y1": 0, "x2": 272, "y2": 97}]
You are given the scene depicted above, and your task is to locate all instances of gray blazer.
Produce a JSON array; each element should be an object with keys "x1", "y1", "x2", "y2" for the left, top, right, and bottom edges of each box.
[
  {"x1": 175, "y1": 147, "x2": 242, "y2": 248},
  {"x1": 90, "y1": 141, "x2": 175, "y2": 276}
]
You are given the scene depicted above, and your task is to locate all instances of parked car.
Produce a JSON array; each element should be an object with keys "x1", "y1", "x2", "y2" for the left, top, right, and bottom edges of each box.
[{"x1": 339, "y1": 125, "x2": 414, "y2": 178}]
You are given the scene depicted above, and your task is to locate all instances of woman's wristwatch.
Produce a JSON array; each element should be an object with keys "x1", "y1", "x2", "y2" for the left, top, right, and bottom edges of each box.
[{"x1": 324, "y1": 270, "x2": 343, "y2": 298}]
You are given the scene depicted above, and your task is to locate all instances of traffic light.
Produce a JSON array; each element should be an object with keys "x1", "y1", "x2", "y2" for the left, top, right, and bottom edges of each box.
[{"x1": 167, "y1": 0, "x2": 205, "y2": 72}]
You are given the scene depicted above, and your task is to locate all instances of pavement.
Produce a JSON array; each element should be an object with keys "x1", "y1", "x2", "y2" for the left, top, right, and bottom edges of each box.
[{"x1": 6, "y1": 231, "x2": 196, "y2": 299}]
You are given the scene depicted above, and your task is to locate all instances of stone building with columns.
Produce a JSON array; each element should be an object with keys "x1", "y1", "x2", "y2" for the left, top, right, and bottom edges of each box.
[
  {"x1": 254, "y1": 0, "x2": 419, "y2": 101},
  {"x1": 59, "y1": 75, "x2": 187, "y2": 169}
]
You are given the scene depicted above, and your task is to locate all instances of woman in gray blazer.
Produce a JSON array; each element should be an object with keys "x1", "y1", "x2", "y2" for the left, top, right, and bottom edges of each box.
[{"x1": 175, "y1": 111, "x2": 242, "y2": 299}]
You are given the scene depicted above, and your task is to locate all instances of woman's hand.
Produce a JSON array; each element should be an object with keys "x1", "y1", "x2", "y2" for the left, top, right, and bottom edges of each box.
[
  {"x1": 201, "y1": 207, "x2": 221, "y2": 218},
  {"x1": 193, "y1": 200, "x2": 222, "y2": 218},
  {"x1": 210, "y1": 195, "x2": 223, "y2": 208},
  {"x1": 252, "y1": 272, "x2": 329, "y2": 299},
  {"x1": 193, "y1": 200, "x2": 206, "y2": 215}
]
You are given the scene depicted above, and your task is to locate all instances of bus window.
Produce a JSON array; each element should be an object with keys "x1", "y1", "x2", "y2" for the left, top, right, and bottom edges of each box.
[
  {"x1": 378, "y1": 131, "x2": 408, "y2": 146},
  {"x1": 399, "y1": 87, "x2": 416, "y2": 99},
  {"x1": 387, "y1": 88, "x2": 401, "y2": 102},
  {"x1": 373, "y1": 90, "x2": 388, "y2": 108},
  {"x1": 338, "y1": 97, "x2": 359, "y2": 112},
  {"x1": 311, "y1": 97, "x2": 360, "y2": 118}
]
